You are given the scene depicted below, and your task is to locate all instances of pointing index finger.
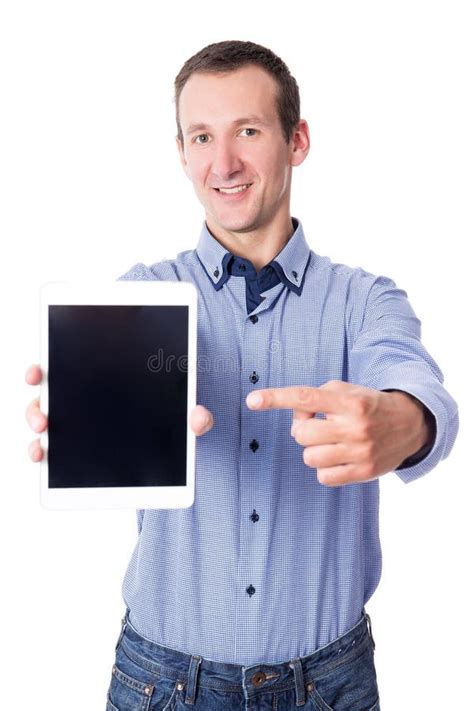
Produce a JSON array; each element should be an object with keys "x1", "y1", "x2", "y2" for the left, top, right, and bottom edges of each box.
[{"x1": 246, "y1": 386, "x2": 343, "y2": 414}]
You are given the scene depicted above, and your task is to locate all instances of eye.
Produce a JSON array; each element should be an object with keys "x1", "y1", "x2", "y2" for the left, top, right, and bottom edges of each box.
[{"x1": 192, "y1": 128, "x2": 258, "y2": 145}]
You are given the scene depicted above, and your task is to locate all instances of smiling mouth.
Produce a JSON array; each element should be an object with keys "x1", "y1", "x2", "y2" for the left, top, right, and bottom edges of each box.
[{"x1": 214, "y1": 183, "x2": 253, "y2": 194}]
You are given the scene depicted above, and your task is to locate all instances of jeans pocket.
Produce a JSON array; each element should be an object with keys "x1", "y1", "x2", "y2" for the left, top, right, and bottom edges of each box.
[
  {"x1": 306, "y1": 641, "x2": 379, "y2": 711},
  {"x1": 308, "y1": 685, "x2": 380, "y2": 711},
  {"x1": 106, "y1": 659, "x2": 182, "y2": 711},
  {"x1": 107, "y1": 662, "x2": 154, "y2": 711},
  {"x1": 307, "y1": 682, "x2": 334, "y2": 710}
]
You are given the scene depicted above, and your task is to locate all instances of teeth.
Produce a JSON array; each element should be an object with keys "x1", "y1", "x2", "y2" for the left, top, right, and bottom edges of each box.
[{"x1": 218, "y1": 183, "x2": 251, "y2": 194}]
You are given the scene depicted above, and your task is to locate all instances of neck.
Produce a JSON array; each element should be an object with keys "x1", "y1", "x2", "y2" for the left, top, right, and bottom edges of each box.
[{"x1": 205, "y1": 212, "x2": 295, "y2": 272}]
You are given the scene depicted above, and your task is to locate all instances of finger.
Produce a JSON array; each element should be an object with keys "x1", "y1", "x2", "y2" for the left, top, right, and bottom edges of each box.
[
  {"x1": 291, "y1": 417, "x2": 339, "y2": 445},
  {"x1": 316, "y1": 463, "x2": 370, "y2": 487},
  {"x1": 28, "y1": 438, "x2": 44, "y2": 462},
  {"x1": 26, "y1": 398, "x2": 48, "y2": 432},
  {"x1": 25, "y1": 364, "x2": 42, "y2": 386},
  {"x1": 189, "y1": 405, "x2": 214, "y2": 436},
  {"x1": 246, "y1": 385, "x2": 344, "y2": 414},
  {"x1": 302, "y1": 443, "x2": 349, "y2": 470}
]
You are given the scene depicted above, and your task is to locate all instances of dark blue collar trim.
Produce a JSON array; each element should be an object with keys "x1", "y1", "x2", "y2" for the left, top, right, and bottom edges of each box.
[
  {"x1": 268, "y1": 252, "x2": 312, "y2": 297},
  {"x1": 196, "y1": 250, "x2": 233, "y2": 291}
]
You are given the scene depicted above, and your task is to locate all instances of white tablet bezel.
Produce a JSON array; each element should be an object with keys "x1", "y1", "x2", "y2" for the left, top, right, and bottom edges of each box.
[{"x1": 39, "y1": 280, "x2": 197, "y2": 510}]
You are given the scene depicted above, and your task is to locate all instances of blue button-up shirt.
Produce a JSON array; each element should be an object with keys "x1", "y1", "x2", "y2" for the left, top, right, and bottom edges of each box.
[{"x1": 117, "y1": 216, "x2": 458, "y2": 665}]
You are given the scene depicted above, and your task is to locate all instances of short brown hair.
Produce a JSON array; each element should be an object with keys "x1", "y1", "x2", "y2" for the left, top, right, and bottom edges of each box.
[{"x1": 174, "y1": 40, "x2": 300, "y2": 145}]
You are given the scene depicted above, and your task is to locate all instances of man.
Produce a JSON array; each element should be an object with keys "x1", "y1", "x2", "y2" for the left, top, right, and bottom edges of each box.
[{"x1": 25, "y1": 40, "x2": 458, "y2": 710}]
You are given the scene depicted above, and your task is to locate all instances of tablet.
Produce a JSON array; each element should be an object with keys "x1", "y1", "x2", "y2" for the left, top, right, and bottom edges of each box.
[{"x1": 39, "y1": 280, "x2": 197, "y2": 510}]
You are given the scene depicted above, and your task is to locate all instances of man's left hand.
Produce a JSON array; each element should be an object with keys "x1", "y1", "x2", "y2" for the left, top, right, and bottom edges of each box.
[{"x1": 245, "y1": 380, "x2": 431, "y2": 486}]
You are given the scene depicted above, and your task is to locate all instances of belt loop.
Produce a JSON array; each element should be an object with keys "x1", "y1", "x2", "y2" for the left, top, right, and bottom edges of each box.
[
  {"x1": 184, "y1": 655, "x2": 202, "y2": 705},
  {"x1": 363, "y1": 608, "x2": 376, "y2": 650},
  {"x1": 289, "y1": 658, "x2": 306, "y2": 707},
  {"x1": 115, "y1": 609, "x2": 129, "y2": 652}
]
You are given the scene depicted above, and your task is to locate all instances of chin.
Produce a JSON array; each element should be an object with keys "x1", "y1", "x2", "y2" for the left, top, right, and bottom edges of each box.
[
  {"x1": 217, "y1": 219, "x2": 256, "y2": 233},
  {"x1": 212, "y1": 208, "x2": 260, "y2": 232}
]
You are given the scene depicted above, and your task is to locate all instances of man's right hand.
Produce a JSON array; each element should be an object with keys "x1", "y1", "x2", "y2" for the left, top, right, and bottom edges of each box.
[{"x1": 25, "y1": 364, "x2": 214, "y2": 463}]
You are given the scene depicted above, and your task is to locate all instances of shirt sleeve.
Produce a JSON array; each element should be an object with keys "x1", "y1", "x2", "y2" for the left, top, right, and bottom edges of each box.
[
  {"x1": 117, "y1": 262, "x2": 158, "y2": 281},
  {"x1": 349, "y1": 274, "x2": 459, "y2": 484}
]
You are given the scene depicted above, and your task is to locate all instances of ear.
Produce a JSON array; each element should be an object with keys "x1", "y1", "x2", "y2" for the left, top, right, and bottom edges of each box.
[
  {"x1": 289, "y1": 119, "x2": 310, "y2": 168},
  {"x1": 176, "y1": 136, "x2": 191, "y2": 179}
]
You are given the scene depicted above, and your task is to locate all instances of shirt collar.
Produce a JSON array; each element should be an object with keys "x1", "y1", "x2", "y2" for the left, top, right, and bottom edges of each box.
[{"x1": 195, "y1": 216, "x2": 311, "y2": 296}]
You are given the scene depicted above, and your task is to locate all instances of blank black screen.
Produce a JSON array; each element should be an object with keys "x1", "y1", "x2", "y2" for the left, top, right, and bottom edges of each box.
[{"x1": 48, "y1": 305, "x2": 188, "y2": 488}]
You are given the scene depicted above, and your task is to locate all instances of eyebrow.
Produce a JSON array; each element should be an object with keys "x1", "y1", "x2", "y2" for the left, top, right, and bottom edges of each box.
[{"x1": 185, "y1": 115, "x2": 271, "y2": 136}]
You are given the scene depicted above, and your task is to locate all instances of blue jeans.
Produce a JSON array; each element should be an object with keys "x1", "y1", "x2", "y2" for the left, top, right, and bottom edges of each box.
[{"x1": 106, "y1": 607, "x2": 380, "y2": 710}]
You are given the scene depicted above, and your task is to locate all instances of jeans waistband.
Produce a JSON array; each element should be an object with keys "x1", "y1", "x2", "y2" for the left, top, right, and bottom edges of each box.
[{"x1": 117, "y1": 607, "x2": 376, "y2": 706}]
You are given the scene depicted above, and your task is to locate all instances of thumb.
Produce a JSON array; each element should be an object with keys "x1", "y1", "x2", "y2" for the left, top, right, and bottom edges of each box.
[
  {"x1": 190, "y1": 405, "x2": 214, "y2": 436},
  {"x1": 291, "y1": 408, "x2": 314, "y2": 437}
]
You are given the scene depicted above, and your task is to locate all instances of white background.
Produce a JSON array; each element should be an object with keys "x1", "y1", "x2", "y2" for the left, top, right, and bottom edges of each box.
[{"x1": 1, "y1": 1, "x2": 472, "y2": 709}]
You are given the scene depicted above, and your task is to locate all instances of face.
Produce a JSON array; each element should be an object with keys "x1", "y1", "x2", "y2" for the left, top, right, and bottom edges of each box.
[{"x1": 176, "y1": 64, "x2": 309, "y2": 237}]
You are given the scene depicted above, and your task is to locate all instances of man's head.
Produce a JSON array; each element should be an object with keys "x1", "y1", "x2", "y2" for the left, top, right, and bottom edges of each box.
[{"x1": 174, "y1": 40, "x2": 310, "y2": 239}]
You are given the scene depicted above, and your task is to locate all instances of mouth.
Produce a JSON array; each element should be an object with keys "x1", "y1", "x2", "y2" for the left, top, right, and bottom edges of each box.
[{"x1": 213, "y1": 183, "x2": 253, "y2": 195}]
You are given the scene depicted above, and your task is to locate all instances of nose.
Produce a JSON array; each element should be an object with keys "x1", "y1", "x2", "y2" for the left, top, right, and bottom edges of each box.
[{"x1": 211, "y1": 139, "x2": 244, "y2": 184}]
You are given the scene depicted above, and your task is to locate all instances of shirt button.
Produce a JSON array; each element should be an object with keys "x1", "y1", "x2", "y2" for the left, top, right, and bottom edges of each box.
[
  {"x1": 250, "y1": 509, "x2": 259, "y2": 522},
  {"x1": 250, "y1": 371, "x2": 259, "y2": 384},
  {"x1": 213, "y1": 268, "x2": 219, "y2": 277},
  {"x1": 238, "y1": 263, "x2": 246, "y2": 270},
  {"x1": 249, "y1": 439, "x2": 259, "y2": 452},
  {"x1": 250, "y1": 315, "x2": 259, "y2": 324},
  {"x1": 246, "y1": 585, "x2": 256, "y2": 597}
]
